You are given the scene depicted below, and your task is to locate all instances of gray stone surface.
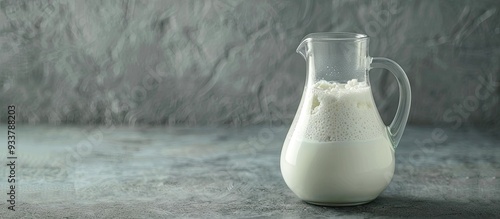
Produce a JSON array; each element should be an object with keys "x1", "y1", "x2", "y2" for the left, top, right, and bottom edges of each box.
[
  {"x1": 0, "y1": 0, "x2": 499, "y2": 126},
  {"x1": 0, "y1": 125, "x2": 498, "y2": 218}
]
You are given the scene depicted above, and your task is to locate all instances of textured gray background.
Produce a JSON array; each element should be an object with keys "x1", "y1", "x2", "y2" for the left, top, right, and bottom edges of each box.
[{"x1": 0, "y1": 0, "x2": 499, "y2": 127}]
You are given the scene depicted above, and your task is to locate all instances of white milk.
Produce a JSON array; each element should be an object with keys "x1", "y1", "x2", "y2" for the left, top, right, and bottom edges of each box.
[{"x1": 281, "y1": 79, "x2": 395, "y2": 205}]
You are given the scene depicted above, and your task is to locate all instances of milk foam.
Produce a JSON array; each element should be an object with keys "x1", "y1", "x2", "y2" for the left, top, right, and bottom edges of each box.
[{"x1": 305, "y1": 79, "x2": 385, "y2": 142}]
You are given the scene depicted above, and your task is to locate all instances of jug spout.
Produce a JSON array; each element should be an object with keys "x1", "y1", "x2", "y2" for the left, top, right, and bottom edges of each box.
[{"x1": 296, "y1": 41, "x2": 308, "y2": 60}]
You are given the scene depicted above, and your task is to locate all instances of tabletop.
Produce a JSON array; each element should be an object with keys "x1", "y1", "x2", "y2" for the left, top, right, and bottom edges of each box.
[{"x1": 0, "y1": 125, "x2": 498, "y2": 218}]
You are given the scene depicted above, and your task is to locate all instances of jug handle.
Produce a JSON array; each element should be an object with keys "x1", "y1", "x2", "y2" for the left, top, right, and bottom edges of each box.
[{"x1": 370, "y1": 57, "x2": 411, "y2": 149}]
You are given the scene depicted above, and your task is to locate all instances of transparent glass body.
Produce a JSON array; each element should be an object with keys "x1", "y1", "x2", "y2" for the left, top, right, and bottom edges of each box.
[{"x1": 280, "y1": 32, "x2": 411, "y2": 206}]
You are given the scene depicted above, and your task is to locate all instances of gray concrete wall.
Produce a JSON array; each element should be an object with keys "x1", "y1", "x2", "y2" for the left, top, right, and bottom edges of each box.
[{"x1": 0, "y1": 0, "x2": 499, "y2": 127}]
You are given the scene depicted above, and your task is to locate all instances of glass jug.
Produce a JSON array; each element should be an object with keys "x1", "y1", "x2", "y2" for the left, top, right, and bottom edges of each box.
[{"x1": 280, "y1": 32, "x2": 411, "y2": 206}]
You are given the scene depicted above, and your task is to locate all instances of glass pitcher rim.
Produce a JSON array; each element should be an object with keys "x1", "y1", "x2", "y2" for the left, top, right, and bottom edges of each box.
[
  {"x1": 302, "y1": 32, "x2": 368, "y2": 41},
  {"x1": 296, "y1": 32, "x2": 369, "y2": 57}
]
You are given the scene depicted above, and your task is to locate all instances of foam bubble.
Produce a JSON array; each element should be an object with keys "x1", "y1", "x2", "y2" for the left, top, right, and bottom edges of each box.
[{"x1": 304, "y1": 79, "x2": 386, "y2": 142}]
